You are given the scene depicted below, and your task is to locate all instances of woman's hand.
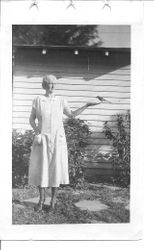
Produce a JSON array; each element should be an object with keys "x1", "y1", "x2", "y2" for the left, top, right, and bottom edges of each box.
[
  {"x1": 34, "y1": 134, "x2": 42, "y2": 145},
  {"x1": 86, "y1": 101, "x2": 101, "y2": 107}
]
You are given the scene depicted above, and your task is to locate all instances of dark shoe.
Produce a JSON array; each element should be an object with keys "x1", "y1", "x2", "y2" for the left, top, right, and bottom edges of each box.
[
  {"x1": 34, "y1": 201, "x2": 45, "y2": 212},
  {"x1": 47, "y1": 200, "x2": 57, "y2": 213}
]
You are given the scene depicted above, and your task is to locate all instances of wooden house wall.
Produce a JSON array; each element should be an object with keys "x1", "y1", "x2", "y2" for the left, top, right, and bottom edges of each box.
[{"x1": 13, "y1": 47, "x2": 130, "y2": 177}]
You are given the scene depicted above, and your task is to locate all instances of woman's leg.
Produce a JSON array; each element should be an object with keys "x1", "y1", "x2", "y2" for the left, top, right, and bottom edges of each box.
[
  {"x1": 38, "y1": 186, "x2": 45, "y2": 203},
  {"x1": 34, "y1": 186, "x2": 45, "y2": 211},
  {"x1": 50, "y1": 187, "x2": 57, "y2": 209}
]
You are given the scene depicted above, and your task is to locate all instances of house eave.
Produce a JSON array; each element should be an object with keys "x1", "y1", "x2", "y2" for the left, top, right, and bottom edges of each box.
[{"x1": 13, "y1": 44, "x2": 130, "y2": 53}]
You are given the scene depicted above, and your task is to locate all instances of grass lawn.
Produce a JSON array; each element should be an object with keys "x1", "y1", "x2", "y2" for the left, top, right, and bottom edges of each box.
[{"x1": 12, "y1": 183, "x2": 130, "y2": 224}]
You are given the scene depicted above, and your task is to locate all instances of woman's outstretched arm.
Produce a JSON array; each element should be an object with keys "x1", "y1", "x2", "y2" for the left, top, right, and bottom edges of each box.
[{"x1": 63, "y1": 99, "x2": 101, "y2": 118}]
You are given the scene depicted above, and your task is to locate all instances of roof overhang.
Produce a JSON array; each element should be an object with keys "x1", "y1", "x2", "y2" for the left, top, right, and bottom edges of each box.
[{"x1": 13, "y1": 44, "x2": 130, "y2": 53}]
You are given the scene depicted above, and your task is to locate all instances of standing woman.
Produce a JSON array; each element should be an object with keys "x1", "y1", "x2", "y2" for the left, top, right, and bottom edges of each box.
[{"x1": 28, "y1": 75, "x2": 100, "y2": 212}]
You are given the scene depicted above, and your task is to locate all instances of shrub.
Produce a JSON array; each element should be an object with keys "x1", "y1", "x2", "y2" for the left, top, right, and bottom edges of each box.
[
  {"x1": 12, "y1": 129, "x2": 35, "y2": 187},
  {"x1": 103, "y1": 111, "x2": 130, "y2": 187},
  {"x1": 64, "y1": 118, "x2": 91, "y2": 188},
  {"x1": 12, "y1": 118, "x2": 90, "y2": 188}
]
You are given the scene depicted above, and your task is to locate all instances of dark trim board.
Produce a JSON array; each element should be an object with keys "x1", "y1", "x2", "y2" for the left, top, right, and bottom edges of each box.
[{"x1": 14, "y1": 44, "x2": 130, "y2": 53}]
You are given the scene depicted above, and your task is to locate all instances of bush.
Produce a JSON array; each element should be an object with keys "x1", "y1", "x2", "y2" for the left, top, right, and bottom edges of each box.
[
  {"x1": 12, "y1": 130, "x2": 35, "y2": 187},
  {"x1": 64, "y1": 118, "x2": 91, "y2": 188},
  {"x1": 103, "y1": 111, "x2": 130, "y2": 187},
  {"x1": 12, "y1": 118, "x2": 90, "y2": 188}
]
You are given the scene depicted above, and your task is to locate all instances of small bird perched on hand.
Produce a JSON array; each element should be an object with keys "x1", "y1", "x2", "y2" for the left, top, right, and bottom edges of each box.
[{"x1": 96, "y1": 96, "x2": 112, "y2": 104}]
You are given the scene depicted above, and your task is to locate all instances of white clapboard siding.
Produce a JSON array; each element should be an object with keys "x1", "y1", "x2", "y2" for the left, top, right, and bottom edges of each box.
[
  {"x1": 13, "y1": 116, "x2": 117, "y2": 127},
  {"x1": 13, "y1": 66, "x2": 130, "y2": 132},
  {"x1": 13, "y1": 106, "x2": 128, "y2": 116},
  {"x1": 13, "y1": 92, "x2": 130, "y2": 101},
  {"x1": 12, "y1": 123, "x2": 126, "y2": 134},
  {"x1": 12, "y1": 112, "x2": 127, "y2": 125},
  {"x1": 14, "y1": 82, "x2": 130, "y2": 91},
  {"x1": 13, "y1": 99, "x2": 130, "y2": 110},
  {"x1": 13, "y1": 89, "x2": 130, "y2": 99},
  {"x1": 13, "y1": 95, "x2": 130, "y2": 107}
]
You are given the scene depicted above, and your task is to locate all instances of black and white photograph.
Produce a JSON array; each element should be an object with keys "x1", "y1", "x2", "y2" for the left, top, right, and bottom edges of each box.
[{"x1": 12, "y1": 24, "x2": 130, "y2": 225}]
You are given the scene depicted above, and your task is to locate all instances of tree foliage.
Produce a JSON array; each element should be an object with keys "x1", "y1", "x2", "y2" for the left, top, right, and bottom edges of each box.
[{"x1": 13, "y1": 25, "x2": 102, "y2": 46}]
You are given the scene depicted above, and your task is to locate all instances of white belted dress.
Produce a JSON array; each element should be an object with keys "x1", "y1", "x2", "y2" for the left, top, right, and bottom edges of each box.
[{"x1": 28, "y1": 95, "x2": 69, "y2": 187}]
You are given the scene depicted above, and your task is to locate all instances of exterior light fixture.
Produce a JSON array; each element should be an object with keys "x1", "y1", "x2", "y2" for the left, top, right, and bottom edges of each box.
[
  {"x1": 74, "y1": 49, "x2": 79, "y2": 55},
  {"x1": 42, "y1": 48, "x2": 47, "y2": 55},
  {"x1": 105, "y1": 51, "x2": 109, "y2": 56}
]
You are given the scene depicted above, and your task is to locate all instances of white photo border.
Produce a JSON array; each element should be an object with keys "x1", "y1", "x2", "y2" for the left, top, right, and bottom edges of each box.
[{"x1": 0, "y1": 0, "x2": 143, "y2": 240}]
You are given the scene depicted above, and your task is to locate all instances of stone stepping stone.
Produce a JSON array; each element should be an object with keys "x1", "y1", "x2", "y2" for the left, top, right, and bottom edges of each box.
[
  {"x1": 74, "y1": 200, "x2": 109, "y2": 212},
  {"x1": 13, "y1": 203, "x2": 25, "y2": 209}
]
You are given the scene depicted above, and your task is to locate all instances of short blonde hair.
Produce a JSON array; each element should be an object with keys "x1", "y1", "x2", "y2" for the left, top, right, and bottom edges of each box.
[{"x1": 42, "y1": 75, "x2": 57, "y2": 89}]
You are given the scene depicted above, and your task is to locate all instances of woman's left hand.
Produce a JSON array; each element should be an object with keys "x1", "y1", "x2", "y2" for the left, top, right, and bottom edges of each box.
[
  {"x1": 34, "y1": 134, "x2": 42, "y2": 145},
  {"x1": 86, "y1": 101, "x2": 101, "y2": 107}
]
